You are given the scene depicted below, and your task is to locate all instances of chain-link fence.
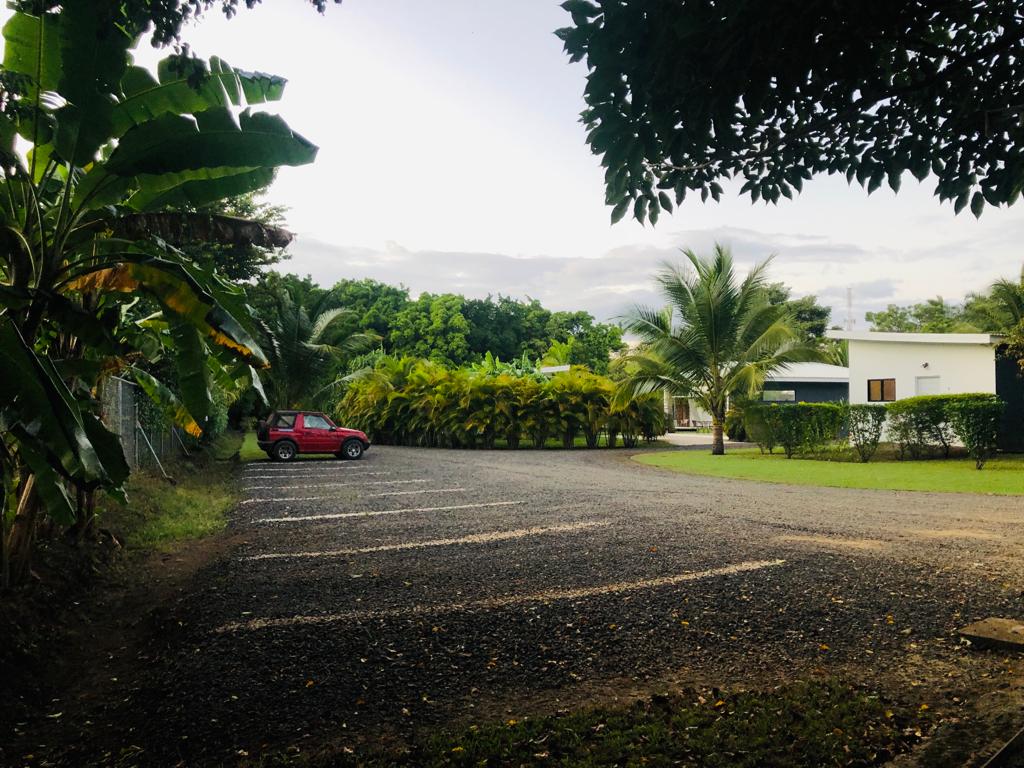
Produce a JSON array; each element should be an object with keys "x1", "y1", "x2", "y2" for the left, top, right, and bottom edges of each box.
[{"x1": 100, "y1": 376, "x2": 187, "y2": 470}]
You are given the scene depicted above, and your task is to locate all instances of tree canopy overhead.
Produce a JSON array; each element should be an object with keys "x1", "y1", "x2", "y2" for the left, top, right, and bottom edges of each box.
[
  {"x1": 557, "y1": 1, "x2": 1024, "y2": 223},
  {"x1": 7, "y1": 0, "x2": 339, "y2": 46}
]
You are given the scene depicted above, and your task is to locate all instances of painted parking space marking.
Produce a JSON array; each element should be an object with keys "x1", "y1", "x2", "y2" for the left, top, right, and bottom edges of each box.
[
  {"x1": 240, "y1": 488, "x2": 467, "y2": 505},
  {"x1": 243, "y1": 479, "x2": 427, "y2": 491},
  {"x1": 241, "y1": 521, "x2": 611, "y2": 561},
  {"x1": 252, "y1": 500, "x2": 524, "y2": 524},
  {"x1": 244, "y1": 464, "x2": 375, "y2": 472},
  {"x1": 244, "y1": 471, "x2": 391, "y2": 481},
  {"x1": 216, "y1": 559, "x2": 787, "y2": 632},
  {"x1": 365, "y1": 487, "x2": 466, "y2": 497}
]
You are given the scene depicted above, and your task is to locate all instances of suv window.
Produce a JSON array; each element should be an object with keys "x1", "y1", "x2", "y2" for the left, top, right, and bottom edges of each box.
[
  {"x1": 271, "y1": 413, "x2": 296, "y2": 429},
  {"x1": 303, "y1": 414, "x2": 332, "y2": 430}
]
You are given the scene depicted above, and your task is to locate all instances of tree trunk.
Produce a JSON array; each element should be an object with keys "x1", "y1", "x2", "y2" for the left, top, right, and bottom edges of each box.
[
  {"x1": 6, "y1": 475, "x2": 38, "y2": 585},
  {"x1": 711, "y1": 421, "x2": 725, "y2": 455}
]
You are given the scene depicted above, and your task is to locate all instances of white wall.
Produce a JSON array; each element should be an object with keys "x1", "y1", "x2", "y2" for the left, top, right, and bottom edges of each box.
[{"x1": 847, "y1": 340, "x2": 996, "y2": 404}]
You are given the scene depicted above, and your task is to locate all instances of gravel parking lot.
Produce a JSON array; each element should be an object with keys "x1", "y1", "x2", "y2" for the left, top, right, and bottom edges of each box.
[{"x1": 44, "y1": 446, "x2": 1024, "y2": 764}]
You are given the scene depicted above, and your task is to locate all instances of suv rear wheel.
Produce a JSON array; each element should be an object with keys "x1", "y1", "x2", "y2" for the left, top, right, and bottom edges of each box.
[
  {"x1": 341, "y1": 439, "x2": 364, "y2": 460},
  {"x1": 272, "y1": 440, "x2": 298, "y2": 462}
]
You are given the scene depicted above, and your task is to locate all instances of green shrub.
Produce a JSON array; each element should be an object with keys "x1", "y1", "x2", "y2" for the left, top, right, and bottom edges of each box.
[
  {"x1": 745, "y1": 402, "x2": 845, "y2": 458},
  {"x1": 744, "y1": 403, "x2": 781, "y2": 454},
  {"x1": 946, "y1": 394, "x2": 1005, "y2": 469},
  {"x1": 609, "y1": 393, "x2": 663, "y2": 448},
  {"x1": 887, "y1": 395, "x2": 955, "y2": 459},
  {"x1": 335, "y1": 356, "x2": 663, "y2": 449},
  {"x1": 724, "y1": 406, "x2": 747, "y2": 442},
  {"x1": 846, "y1": 404, "x2": 888, "y2": 462}
]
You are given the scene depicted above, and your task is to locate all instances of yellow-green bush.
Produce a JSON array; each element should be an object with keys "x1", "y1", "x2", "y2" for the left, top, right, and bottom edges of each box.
[{"x1": 336, "y1": 357, "x2": 664, "y2": 448}]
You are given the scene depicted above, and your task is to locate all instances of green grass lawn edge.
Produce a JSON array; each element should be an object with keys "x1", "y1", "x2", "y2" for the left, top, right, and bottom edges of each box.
[
  {"x1": 636, "y1": 448, "x2": 1024, "y2": 496},
  {"x1": 99, "y1": 432, "x2": 244, "y2": 551}
]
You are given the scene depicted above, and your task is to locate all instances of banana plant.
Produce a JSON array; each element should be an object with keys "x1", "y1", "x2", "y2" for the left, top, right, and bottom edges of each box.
[{"x1": 0, "y1": 0, "x2": 317, "y2": 583}]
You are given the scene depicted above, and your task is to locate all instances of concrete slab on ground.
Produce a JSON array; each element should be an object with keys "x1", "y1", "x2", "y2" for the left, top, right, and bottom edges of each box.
[{"x1": 960, "y1": 617, "x2": 1024, "y2": 652}]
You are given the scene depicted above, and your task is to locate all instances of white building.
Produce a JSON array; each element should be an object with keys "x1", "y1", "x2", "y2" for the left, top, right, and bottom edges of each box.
[
  {"x1": 826, "y1": 331, "x2": 1004, "y2": 403},
  {"x1": 666, "y1": 362, "x2": 850, "y2": 429}
]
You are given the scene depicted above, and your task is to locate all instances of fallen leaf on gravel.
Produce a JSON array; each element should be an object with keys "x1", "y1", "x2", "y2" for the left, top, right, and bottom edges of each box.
[
  {"x1": 819, "y1": 644, "x2": 830, "y2": 651},
  {"x1": 305, "y1": 680, "x2": 315, "y2": 688}
]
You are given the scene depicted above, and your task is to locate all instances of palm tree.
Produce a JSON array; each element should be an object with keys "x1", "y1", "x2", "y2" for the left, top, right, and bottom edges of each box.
[
  {"x1": 260, "y1": 288, "x2": 378, "y2": 409},
  {"x1": 616, "y1": 245, "x2": 819, "y2": 455},
  {"x1": 991, "y1": 265, "x2": 1024, "y2": 328}
]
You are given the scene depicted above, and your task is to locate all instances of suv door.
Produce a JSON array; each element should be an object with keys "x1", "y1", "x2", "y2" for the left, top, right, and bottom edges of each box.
[{"x1": 300, "y1": 413, "x2": 336, "y2": 452}]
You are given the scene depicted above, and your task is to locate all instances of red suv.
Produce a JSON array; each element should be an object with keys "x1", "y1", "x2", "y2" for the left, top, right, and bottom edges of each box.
[{"x1": 256, "y1": 411, "x2": 371, "y2": 462}]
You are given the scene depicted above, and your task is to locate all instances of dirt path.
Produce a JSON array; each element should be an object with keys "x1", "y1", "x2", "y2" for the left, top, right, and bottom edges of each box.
[{"x1": 9, "y1": 446, "x2": 1024, "y2": 766}]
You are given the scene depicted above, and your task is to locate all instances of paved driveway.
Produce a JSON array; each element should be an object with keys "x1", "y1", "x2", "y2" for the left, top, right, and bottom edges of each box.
[{"x1": 66, "y1": 447, "x2": 1024, "y2": 763}]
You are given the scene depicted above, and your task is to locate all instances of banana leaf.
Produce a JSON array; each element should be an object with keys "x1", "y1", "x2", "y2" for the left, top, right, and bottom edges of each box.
[
  {"x1": 111, "y1": 55, "x2": 287, "y2": 138},
  {"x1": 130, "y1": 367, "x2": 203, "y2": 437}
]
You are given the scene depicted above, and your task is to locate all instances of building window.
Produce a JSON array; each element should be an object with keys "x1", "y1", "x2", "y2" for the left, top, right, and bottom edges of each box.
[
  {"x1": 867, "y1": 378, "x2": 896, "y2": 402},
  {"x1": 762, "y1": 389, "x2": 796, "y2": 402}
]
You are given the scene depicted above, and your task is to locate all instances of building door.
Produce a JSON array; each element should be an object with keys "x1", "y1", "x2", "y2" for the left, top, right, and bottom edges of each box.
[
  {"x1": 915, "y1": 376, "x2": 941, "y2": 396},
  {"x1": 673, "y1": 398, "x2": 690, "y2": 427}
]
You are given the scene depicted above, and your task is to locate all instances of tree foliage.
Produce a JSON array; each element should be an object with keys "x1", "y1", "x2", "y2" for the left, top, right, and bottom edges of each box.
[
  {"x1": 765, "y1": 283, "x2": 832, "y2": 341},
  {"x1": 615, "y1": 245, "x2": 820, "y2": 454},
  {"x1": 0, "y1": 0, "x2": 315, "y2": 583},
  {"x1": 257, "y1": 286, "x2": 377, "y2": 409},
  {"x1": 866, "y1": 268, "x2": 1024, "y2": 336},
  {"x1": 337, "y1": 356, "x2": 664, "y2": 450},
  {"x1": 557, "y1": 0, "x2": 1024, "y2": 223},
  {"x1": 247, "y1": 276, "x2": 626, "y2": 372}
]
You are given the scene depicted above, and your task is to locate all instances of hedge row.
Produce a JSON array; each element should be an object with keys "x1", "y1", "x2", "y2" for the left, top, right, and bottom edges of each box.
[
  {"x1": 336, "y1": 361, "x2": 666, "y2": 449},
  {"x1": 744, "y1": 393, "x2": 1005, "y2": 469}
]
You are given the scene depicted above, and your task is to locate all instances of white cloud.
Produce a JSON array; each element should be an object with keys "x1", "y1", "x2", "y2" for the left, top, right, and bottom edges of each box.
[{"x1": 112, "y1": 1, "x2": 1024, "y2": 328}]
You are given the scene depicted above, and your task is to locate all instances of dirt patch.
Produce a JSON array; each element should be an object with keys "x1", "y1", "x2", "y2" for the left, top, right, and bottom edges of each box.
[
  {"x1": 776, "y1": 534, "x2": 889, "y2": 552},
  {"x1": 1, "y1": 528, "x2": 247, "y2": 766},
  {"x1": 906, "y1": 528, "x2": 1004, "y2": 541}
]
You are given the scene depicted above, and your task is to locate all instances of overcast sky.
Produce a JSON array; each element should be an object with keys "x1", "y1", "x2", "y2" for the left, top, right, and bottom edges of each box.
[{"x1": 129, "y1": 0, "x2": 1024, "y2": 325}]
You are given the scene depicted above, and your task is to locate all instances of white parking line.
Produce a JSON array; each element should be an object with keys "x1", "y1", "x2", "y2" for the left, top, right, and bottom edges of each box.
[
  {"x1": 366, "y1": 487, "x2": 466, "y2": 497},
  {"x1": 244, "y1": 472, "x2": 391, "y2": 480},
  {"x1": 244, "y1": 464, "x2": 373, "y2": 472},
  {"x1": 244, "y1": 479, "x2": 427, "y2": 491},
  {"x1": 216, "y1": 559, "x2": 787, "y2": 632},
  {"x1": 241, "y1": 521, "x2": 611, "y2": 561},
  {"x1": 240, "y1": 488, "x2": 467, "y2": 505},
  {"x1": 252, "y1": 500, "x2": 524, "y2": 523}
]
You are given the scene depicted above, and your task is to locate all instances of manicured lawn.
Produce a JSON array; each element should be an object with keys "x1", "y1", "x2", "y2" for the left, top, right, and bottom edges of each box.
[{"x1": 637, "y1": 448, "x2": 1024, "y2": 495}]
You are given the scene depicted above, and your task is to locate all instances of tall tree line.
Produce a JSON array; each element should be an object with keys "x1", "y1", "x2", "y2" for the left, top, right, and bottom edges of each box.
[{"x1": 245, "y1": 273, "x2": 628, "y2": 373}]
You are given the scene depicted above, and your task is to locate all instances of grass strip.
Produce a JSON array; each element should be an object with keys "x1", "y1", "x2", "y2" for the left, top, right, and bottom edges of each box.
[
  {"x1": 637, "y1": 448, "x2": 1024, "y2": 495},
  {"x1": 99, "y1": 433, "x2": 241, "y2": 551}
]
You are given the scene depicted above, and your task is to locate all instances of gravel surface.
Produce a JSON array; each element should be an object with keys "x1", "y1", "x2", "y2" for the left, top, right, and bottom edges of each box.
[{"x1": 23, "y1": 446, "x2": 1024, "y2": 765}]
